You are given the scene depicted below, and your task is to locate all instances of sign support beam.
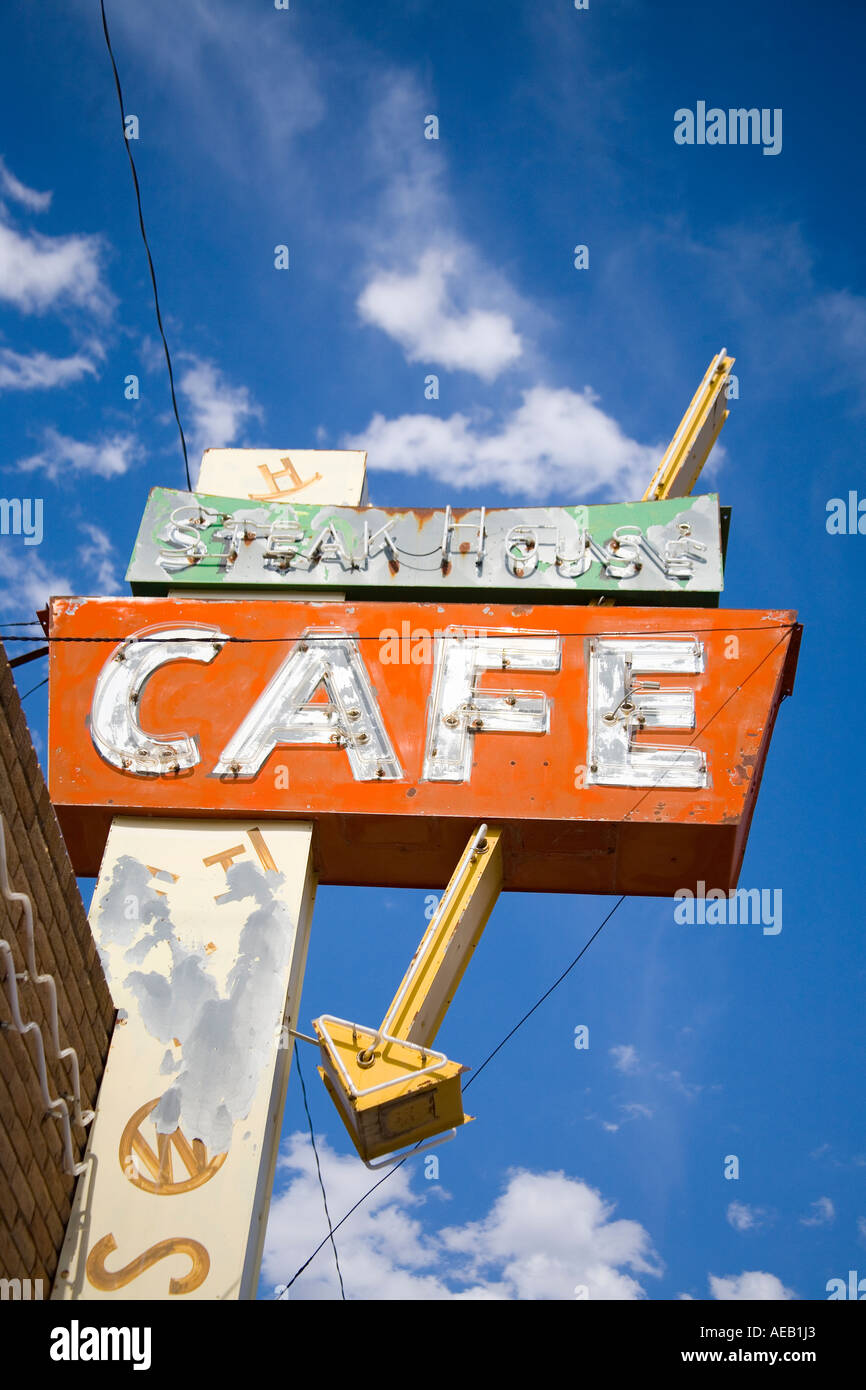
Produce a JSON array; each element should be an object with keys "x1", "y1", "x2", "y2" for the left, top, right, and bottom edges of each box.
[
  {"x1": 642, "y1": 351, "x2": 735, "y2": 501},
  {"x1": 313, "y1": 825, "x2": 503, "y2": 1165}
]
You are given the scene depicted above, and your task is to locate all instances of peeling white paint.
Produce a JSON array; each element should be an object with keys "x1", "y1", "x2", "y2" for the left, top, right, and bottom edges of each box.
[{"x1": 92, "y1": 845, "x2": 305, "y2": 1153}]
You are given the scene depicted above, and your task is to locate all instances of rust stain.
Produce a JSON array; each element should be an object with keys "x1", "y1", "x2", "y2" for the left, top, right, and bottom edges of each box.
[{"x1": 49, "y1": 597, "x2": 797, "y2": 893}]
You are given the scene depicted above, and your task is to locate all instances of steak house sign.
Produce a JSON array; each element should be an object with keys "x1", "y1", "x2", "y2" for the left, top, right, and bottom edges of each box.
[
  {"x1": 126, "y1": 488, "x2": 726, "y2": 600},
  {"x1": 48, "y1": 596, "x2": 800, "y2": 895}
]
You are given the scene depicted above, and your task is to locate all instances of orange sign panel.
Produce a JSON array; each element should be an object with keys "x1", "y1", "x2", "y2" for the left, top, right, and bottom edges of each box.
[{"x1": 47, "y1": 597, "x2": 800, "y2": 895}]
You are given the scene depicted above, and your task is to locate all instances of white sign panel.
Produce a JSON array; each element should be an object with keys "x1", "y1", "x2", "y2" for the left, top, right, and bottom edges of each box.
[
  {"x1": 196, "y1": 449, "x2": 368, "y2": 507},
  {"x1": 52, "y1": 818, "x2": 316, "y2": 1302}
]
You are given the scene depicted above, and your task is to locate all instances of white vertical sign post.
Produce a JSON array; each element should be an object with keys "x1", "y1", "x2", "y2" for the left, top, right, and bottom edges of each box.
[
  {"x1": 53, "y1": 452, "x2": 367, "y2": 1302},
  {"x1": 54, "y1": 819, "x2": 315, "y2": 1301}
]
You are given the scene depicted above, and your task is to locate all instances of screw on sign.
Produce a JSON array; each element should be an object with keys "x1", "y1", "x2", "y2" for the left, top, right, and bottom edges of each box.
[
  {"x1": 44, "y1": 358, "x2": 806, "y2": 1282},
  {"x1": 48, "y1": 596, "x2": 801, "y2": 897},
  {"x1": 125, "y1": 488, "x2": 725, "y2": 597}
]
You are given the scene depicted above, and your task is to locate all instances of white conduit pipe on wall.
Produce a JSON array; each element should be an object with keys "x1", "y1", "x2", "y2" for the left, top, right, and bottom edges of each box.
[{"x1": 0, "y1": 814, "x2": 94, "y2": 1176}]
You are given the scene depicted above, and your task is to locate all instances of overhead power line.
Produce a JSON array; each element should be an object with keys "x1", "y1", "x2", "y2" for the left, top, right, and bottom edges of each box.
[
  {"x1": 19, "y1": 677, "x2": 48, "y2": 702},
  {"x1": 275, "y1": 897, "x2": 623, "y2": 1298},
  {"x1": 272, "y1": 627, "x2": 796, "y2": 1296},
  {"x1": 292, "y1": 1043, "x2": 346, "y2": 1300},
  {"x1": 464, "y1": 896, "x2": 625, "y2": 1093},
  {"x1": 0, "y1": 620, "x2": 800, "y2": 646},
  {"x1": 99, "y1": 0, "x2": 192, "y2": 491}
]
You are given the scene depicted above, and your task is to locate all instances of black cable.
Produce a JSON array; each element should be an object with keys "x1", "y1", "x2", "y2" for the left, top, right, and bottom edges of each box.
[
  {"x1": 272, "y1": 901, "x2": 622, "y2": 1298},
  {"x1": 292, "y1": 1042, "x2": 346, "y2": 1300},
  {"x1": 622, "y1": 626, "x2": 796, "y2": 824},
  {"x1": 276, "y1": 1152, "x2": 411, "y2": 1299},
  {"x1": 0, "y1": 620, "x2": 800, "y2": 646},
  {"x1": 99, "y1": 0, "x2": 192, "y2": 491},
  {"x1": 9, "y1": 623, "x2": 796, "y2": 1296},
  {"x1": 272, "y1": 628, "x2": 795, "y2": 1295},
  {"x1": 464, "y1": 896, "x2": 625, "y2": 1092},
  {"x1": 275, "y1": 899, "x2": 627, "y2": 1297},
  {"x1": 19, "y1": 677, "x2": 48, "y2": 701}
]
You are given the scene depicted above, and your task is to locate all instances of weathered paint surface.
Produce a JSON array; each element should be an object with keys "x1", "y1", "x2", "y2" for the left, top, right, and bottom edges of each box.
[
  {"x1": 48, "y1": 597, "x2": 800, "y2": 896},
  {"x1": 52, "y1": 818, "x2": 316, "y2": 1302},
  {"x1": 195, "y1": 447, "x2": 368, "y2": 507},
  {"x1": 125, "y1": 487, "x2": 725, "y2": 600}
]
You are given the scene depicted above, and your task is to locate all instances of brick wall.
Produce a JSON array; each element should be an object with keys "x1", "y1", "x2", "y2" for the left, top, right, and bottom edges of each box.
[{"x1": 0, "y1": 642, "x2": 115, "y2": 1291}]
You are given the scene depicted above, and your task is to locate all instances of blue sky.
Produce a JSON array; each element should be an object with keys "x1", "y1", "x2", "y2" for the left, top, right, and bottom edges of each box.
[{"x1": 1, "y1": 0, "x2": 864, "y2": 1300}]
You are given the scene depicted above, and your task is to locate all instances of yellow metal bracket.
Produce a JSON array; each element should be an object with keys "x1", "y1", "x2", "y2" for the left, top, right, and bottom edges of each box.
[
  {"x1": 642, "y1": 349, "x2": 735, "y2": 501},
  {"x1": 313, "y1": 824, "x2": 503, "y2": 1165}
]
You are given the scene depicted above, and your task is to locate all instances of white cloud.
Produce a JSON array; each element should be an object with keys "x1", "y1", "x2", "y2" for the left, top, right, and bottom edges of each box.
[
  {"x1": 263, "y1": 1132, "x2": 661, "y2": 1300},
  {"x1": 595, "y1": 1100, "x2": 652, "y2": 1133},
  {"x1": 100, "y1": 0, "x2": 324, "y2": 179},
  {"x1": 0, "y1": 221, "x2": 109, "y2": 315},
  {"x1": 358, "y1": 248, "x2": 523, "y2": 381},
  {"x1": 0, "y1": 346, "x2": 96, "y2": 391},
  {"x1": 610, "y1": 1044, "x2": 640, "y2": 1075},
  {"x1": 710, "y1": 1271, "x2": 795, "y2": 1301},
  {"x1": 604, "y1": 1044, "x2": 702, "y2": 1121},
  {"x1": 347, "y1": 386, "x2": 659, "y2": 500},
  {"x1": 16, "y1": 427, "x2": 140, "y2": 481},
  {"x1": 77, "y1": 522, "x2": 121, "y2": 594},
  {"x1": 0, "y1": 157, "x2": 51, "y2": 213},
  {"x1": 726, "y1": 1202, "x2": 767, "y2": 1233},
  {"x1": 441, "y1": 1168, "x2": 662, "y2": 1301},
  {"x1": 363, "y1": 74, "x2": 452, "y2": 254},
  {"x1": 638, "y1": 221, "x2": 866, "y2": 409},
  {"x1": 178, "y1": 357, "x2": 263, "y2": 456},
  {"x1": 138, "y1": 335, "x2": 170, "y2": 373},
  {"x1": 264, "y1": 1134, "x2": 460, "y2": 1301},
  {"x1": 815, "y1": 289, "x2": 866, "y2": 354},
  {"x1": 0, "y1": 548, "x2": 71, "y2": 616},
  {"x1": 664, "y1": 1068, "x2": 703, "y2": 1101},
  {"x1": 800, "y1": 1197, "x2": 835, "y2": 1228},
  {"x1": 353, "y1": 73, "x2": 539, "y2": 383}
]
